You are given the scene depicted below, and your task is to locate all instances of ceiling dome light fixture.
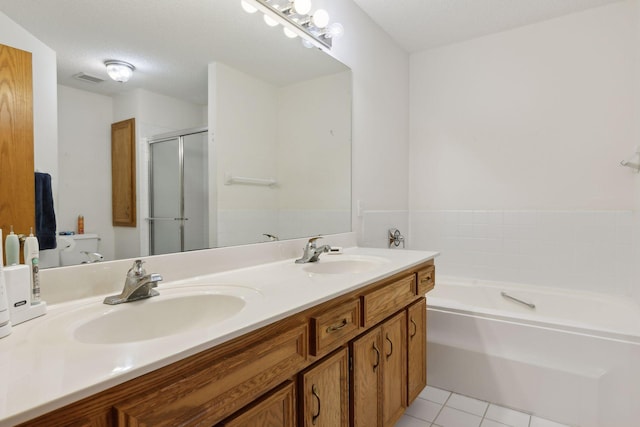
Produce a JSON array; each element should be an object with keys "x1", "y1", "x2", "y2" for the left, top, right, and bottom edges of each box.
[
  {"x1": 240, "y1": 0, "x2": 344, "y2": 50},
  {"x1": 104, "y1": 60, "x2": 135, "y2": 83}
]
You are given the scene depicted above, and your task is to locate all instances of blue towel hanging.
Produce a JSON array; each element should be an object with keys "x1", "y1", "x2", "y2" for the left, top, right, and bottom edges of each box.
[{"x1": 35, "y1": 172, "x2": 57, "y2": 250}]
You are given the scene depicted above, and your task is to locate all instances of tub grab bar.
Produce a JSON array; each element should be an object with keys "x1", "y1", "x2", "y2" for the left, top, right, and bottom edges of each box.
[{"x1": 501, "y1": 292, "x2": 535, "y2": 309}]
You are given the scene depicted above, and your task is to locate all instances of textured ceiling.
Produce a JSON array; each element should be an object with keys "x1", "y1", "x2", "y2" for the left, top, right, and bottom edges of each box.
[
  {"x1": 0, "y1": 0, "x2": 346, "y2": 105},
  {"x1": 353, "y1": 0, "x2": 625, "y2": 53}
]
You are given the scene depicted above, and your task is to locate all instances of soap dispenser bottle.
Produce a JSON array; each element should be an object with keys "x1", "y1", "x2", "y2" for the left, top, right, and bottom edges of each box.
[
  {"x1": 4, "y1": 226, "x2": 19, "y2": 266},
  {"x1": 0, "y1": 229, "x2": 12, "y2": 339},
  {"x1": 23, "y1": 228, "x2": 40, "y2": 305}
]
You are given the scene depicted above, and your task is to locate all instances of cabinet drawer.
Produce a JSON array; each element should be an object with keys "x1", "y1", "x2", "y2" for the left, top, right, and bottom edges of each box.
[
  {"x1": 416, "y1": 265, "x2": 435, "y2": 295},
  {"x1": 218, "y1": 381, "x2": 296, "y2": 427},
  {"x1": 361, "y1": 275, "x2": 416, "y2": 327},
  {"x1": 114, "y1": 324, "x2": 308, "y2": 426},
  {"x1": 310, "y1": 299, "x2": 360, "y2": 356}
]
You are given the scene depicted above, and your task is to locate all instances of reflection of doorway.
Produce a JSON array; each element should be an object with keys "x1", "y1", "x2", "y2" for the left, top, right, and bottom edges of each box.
[{"x1": 148, "y1": 128, "x2": 208, "y2": 255}]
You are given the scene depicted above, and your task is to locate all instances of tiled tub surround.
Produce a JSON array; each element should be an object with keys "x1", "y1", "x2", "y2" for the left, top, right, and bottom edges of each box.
[
  {"x1": 0, "y1": 233, "x2": 438, "y2": 426},
  {"x1": 410, "y1": 210, "x2": 634, "y2": 295},
  {"x1": 426, "y1": 278, "x2": 640, "y2": 427}
]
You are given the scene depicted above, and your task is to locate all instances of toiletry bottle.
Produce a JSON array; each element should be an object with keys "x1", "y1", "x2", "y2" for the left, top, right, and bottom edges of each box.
[
  {"x1": 23, "y1": 228, "x2": 40, "y2": 305},
  {"x1": 0, "y1": 229, "x2": 12, "y2": 339},
  {"x1": 4, "y1": 226, "x2": 19, "y2": 266},
  {"x1": 77, "y1": 215, "x2": 84, "y2": 235}
]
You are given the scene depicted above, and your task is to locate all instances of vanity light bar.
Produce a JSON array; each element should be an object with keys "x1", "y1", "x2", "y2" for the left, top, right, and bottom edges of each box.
[{"x1": 245, "y1": 0, "x2": 337, "y2": 50}]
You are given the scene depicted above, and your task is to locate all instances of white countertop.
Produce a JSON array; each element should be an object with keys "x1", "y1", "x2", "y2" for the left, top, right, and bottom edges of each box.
[{"x1": 0, "y1": 246, "x2": 437, "y2": 426}]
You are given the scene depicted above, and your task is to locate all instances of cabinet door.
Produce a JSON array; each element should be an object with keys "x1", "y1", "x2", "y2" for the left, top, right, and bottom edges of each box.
[
  {"x1": 407, "y1": 298, "x2": 427, "y2": 405},
  {"x1": 220, "y1": 381, "x2": 295, "y2": 427},
  {"x1": 300, "y1": 347, "x2": 349, "y2": 427},
  {"x1": 350, "y1": 327, "x2": 382, "y2": 427},
  {"x1": 381, "y1": 311, "x2": 407, "y2": 427}
]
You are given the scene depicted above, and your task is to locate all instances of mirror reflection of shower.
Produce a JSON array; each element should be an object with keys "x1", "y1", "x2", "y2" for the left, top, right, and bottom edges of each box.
[{"x1": 147, "y1": 128, "x2": 209, "y2": 256}]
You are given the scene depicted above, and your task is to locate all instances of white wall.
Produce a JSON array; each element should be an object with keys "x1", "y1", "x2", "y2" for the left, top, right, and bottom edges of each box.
[
  {"x1": 409, "y1": 1, "x2": 639, "y2": 295},
  {"x1": 324, "y1": 0, "x2": 411, "y2": 248},
  {"x1": 57, "y1": 85, "x2": 115, "y2": 261},
  {"x1": 209, "y1": 62, "x2": 279, "y2": 247}
]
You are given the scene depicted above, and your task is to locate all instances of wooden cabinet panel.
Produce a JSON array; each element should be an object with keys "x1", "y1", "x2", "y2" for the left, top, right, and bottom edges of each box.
[
  {"x1": 407, "y1": 298, "x2": 427, "y2": 405},
  {"x1": 417, "y1": 266, "x2": 435, "y2": 295},
  {"x1": 350, "y1": 327, "x2": 381, "y2": 427},
  {"x1": 310, "y1": 299, "x2": 360, "y2": 356},
  {"x1": 114, "y1": 324, "x2": 308, "y2": 426},
  {"x1": 362, "y1": 275, "x2": 416, "y2": 327},
  {"x1": 0, "y1": 43, "x2": 34, "y2": 258},
  {"x1": 219, "y1": 381, "x2": 295, "y2": 427},
  {"x1": 111, "y1": 118, "x2": 136, "y2": 227},
  {"x1": 299, "y1": 348, "x2": 349, "y2": 427},
  {"x1": 381, "y1": 311, "x2": 407, "y2": 427}
]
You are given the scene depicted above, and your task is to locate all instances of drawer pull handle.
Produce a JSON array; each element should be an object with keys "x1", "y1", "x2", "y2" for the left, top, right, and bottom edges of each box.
[
  {"x1": 372, "y1": 342, "x2": 380, "y2": 371},
  {"x1": 421, "y1": 275, "x2": 432, "y2": 283},
  {"x1": 326, "y1": 318, "x2": 348, "y2": 333},
  {"x1": 312, "y1": 384, "x2": 321, "y2": 425},
  {"x1": 410, "y1": 318, "x2": 417, "y2": 338},
  {"x1": 385, "y1": 333, "x2": 393, "y2": 359}
]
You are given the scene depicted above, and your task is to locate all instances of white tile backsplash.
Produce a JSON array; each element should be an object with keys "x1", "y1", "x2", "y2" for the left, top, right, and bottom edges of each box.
[{"x1": 410, "y1": 210, "x2": 634, "y2": 296}]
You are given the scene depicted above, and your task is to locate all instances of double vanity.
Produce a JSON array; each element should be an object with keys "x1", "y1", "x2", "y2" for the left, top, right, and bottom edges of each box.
[{"x1": 0, "y1": 235, "x2": 437, "y2": 426}]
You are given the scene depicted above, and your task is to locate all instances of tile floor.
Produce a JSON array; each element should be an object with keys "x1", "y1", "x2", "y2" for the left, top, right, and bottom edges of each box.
[{"x1": 396, "y1": 386, "x2": 571, "y2": 427}]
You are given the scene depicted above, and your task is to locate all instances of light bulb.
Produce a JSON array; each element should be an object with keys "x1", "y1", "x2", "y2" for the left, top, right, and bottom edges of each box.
[
  {"x1": 293, "y1": 0, "x2": 312, "y2": 15},
  {"x1": 283, "y1": 27, "x2": 298, "y2": 38},
  {"x1": 325, "y1": 22, "x2": 344, "y2": 39},
  {"x1": 241, "y1": 0, "x2": 258, "y2": 13},
  {"x1": 311, "y1": 9, "x2": 329, "y2": 28},
  {"x1": 264, "y1": 13, "x2": 279, "y2": 26}
]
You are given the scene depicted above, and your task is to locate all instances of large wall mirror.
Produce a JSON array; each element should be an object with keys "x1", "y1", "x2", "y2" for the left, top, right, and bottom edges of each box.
[{"x1": 0, "y1": 0, "x2": 352, "y2": 268}]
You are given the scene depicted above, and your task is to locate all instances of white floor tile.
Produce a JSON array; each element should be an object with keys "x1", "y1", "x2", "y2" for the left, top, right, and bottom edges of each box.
[
  {"x1": 434, "y1": 407, "x2": 482, "y2": 427},
  {"x1": 480, "y1": 419, "x2": 510, "y2": 427},
  {"x1": 446, "y1": 393, "x2": 488, "y2": 416},
  {"x1": 406, "y1": 398, "x2": 443, "y2": 422},
  {"x1": 421, "y1": 385, "x2": 452, "y2": 404},
  {"x1": 395, "y1": 414, "x2": 431, "y2": 427},
  {"x1": 484, "y1": 405, "x2": 530, "y2": 427},
  {"x1": 530, "y1": 416, "x2": 571, "y2": 427}
]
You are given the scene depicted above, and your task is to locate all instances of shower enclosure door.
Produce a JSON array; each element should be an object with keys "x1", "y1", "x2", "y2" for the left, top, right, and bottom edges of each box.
[{"x1": 148, "y1": 128, "x2": 209, "y2": 255}]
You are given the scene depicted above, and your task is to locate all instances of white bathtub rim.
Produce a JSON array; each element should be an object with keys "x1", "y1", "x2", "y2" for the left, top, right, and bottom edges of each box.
[{"x1": 429, "y1": 275, "x2": 640, "y2": 343}]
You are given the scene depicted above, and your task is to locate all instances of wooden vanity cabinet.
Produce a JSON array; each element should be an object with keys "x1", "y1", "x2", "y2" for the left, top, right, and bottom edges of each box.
[
  {"x1": 407, "y1": 298, "x2": 427, "y2": 405},
  {"x1": 15, "y1": 260, "x2": 434, "y2": 427},
  {"x1": 299, "y1": 347, "x2": 350, "y2": 426},
  {"x1": 350, "y1": 311, "x2": 407, "y2": 427}
]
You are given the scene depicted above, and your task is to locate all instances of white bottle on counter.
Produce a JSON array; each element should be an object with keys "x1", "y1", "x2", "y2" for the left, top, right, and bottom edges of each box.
[
  {"x1": 0, "y1": 229, "x2": 13, "y2": 338},
  {"x1": 4, "y1": 226, "x2": 19, "y2": 266},
  {"x1": 23, "y1": 228, "x2": 40, "y2": 305}
]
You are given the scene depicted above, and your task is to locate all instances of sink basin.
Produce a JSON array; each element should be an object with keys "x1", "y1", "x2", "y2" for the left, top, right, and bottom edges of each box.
[
  {"x1": 74, "y1": 293, "x2": 245, "y2": 344},
  {"x1": 303, "y1": 256, "x2": 389, "y2": 275},
  {"x1": 32, "y1": 285, "x2": 261, "y2": 345}
]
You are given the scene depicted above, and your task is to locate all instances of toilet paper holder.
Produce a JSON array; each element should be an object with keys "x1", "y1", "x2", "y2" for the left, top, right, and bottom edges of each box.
[{"x1": 388, "y1": 228, "x2": 405, "y2": 248}]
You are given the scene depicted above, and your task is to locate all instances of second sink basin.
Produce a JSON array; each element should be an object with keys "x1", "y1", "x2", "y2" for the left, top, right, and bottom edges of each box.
[{"x1": 303, "y1": 255, "x2": 389, "y2": 275}]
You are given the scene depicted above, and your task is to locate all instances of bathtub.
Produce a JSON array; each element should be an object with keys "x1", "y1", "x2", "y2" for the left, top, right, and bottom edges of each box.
[{"x1": 426, "y1": 277, "x2": 640, "y2": 427}]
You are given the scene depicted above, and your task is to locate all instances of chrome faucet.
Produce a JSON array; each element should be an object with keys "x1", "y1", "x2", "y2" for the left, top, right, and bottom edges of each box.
[
  {"x1": 81, "y1": 251, "x2": 104, "y2": 263},
  {"x1": 103, "y1": 260, "x2": 163, "y2": 305},
  {"x1": 295, "y1": 237, "x2": 331, "y2": 264}
]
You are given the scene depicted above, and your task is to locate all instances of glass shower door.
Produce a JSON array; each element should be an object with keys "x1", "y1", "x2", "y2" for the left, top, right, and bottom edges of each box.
[
  {"x1": 149, "y1": 137, "x2": 183, "y2": 255},
  {"x1": 148, "y1": 129, "x2": 209, "y2": 256}
]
